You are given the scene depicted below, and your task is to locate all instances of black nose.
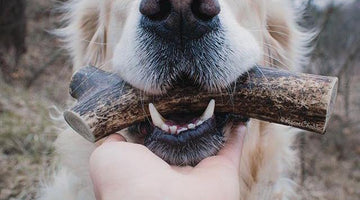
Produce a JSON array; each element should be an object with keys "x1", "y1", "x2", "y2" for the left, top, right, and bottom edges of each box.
[{"x1": 139, "y1": 0, "x2": 220, "y2": 42}]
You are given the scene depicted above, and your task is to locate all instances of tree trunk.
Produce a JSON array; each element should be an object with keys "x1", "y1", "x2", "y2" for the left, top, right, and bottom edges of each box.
[{"x1": 0, "y1": 0, "x2": 26, "y2": 75}]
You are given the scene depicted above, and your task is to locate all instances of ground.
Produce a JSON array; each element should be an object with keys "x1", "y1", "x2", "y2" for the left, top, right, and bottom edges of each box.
[{"x1": 0, "y1": 0, "x2": 359, "y2": 199}]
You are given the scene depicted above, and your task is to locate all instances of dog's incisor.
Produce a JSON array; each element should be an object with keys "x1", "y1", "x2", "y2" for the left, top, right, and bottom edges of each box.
[{"x1": 39, "y1": 0, "x2": 312, "y2": 199}]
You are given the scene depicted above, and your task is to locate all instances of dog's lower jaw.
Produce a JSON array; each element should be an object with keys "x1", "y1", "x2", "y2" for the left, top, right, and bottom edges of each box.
[
  {"x1": 145, "y1": 133, "x2": 224, "y2": 166},
  {"x1": 38, "y1": 120, "x2": 297, "y2": 200},
  {"x1": 136, "y1": 112, "x2": 243, "y2": 166}
]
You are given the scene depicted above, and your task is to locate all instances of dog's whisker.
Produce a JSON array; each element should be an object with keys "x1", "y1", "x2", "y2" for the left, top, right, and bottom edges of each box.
[
  {"x1": 254, "y1": 64, "x2": 269, "y2": 83},
  {"x1": 80, "y1": 39, "x2": 108, "y2": 45},
  {"x1": 141, "y1": 78, "x2": 153, "y2": 125},
  {"x1": 247, "y1": 28, "x2": 291, "y2": 38},
  {"x1": 265, "y1": 24, "x2": 293, "y2": 30},
  {"x1": 266, "y1": 30, "x2": 290, "y2": 37},
  {"x1": 260, "y1": 51, "x2": 292, "y2": 70},
  {"x1": 264, "y1": 55, "x2": 291, "y2": 70},
  {"x1": 263, "y1": 43, "x2": 292, "y2": 61},
  {"x1": 263, "y1": 59, "x2": 286, "y2": 71},
  {"x1": 262, "y1": 42, "x2": 293, "y2": 64},
  {"x1": 246, "y1": 70, "x2": 252, "y2": 92},
  {"x1": 262, "y1": 42, "x2": 288, "y2": 59}
]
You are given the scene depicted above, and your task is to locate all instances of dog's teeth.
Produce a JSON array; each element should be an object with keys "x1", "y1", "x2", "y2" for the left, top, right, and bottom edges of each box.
[
  {"x1": 188, "y1": 123, "x2": 195, "y2": 129},
  {"x1": 200, "y1": 99, "x2": 215, "y2": 121},
  {"x1": 170, "y1": 126, "x2": 177, "y2": 134},
  {"x1": 177, "y1": 127, "x2": 188, "y2": 134},
  {"x1": 161, "y1": 124, "x2": 170, "y2": 132},
  {"x1": 196, "y1": 120, "x2": 203, "y2": 126},
  {"x1": 149, "y1": 103, "x2": 166, "y2": 128},
  {"x1": 150, "y1": 100, "x2": 215, "y2": 134}
]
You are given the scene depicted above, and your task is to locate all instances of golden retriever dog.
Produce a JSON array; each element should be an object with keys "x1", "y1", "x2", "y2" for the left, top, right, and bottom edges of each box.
[{"x1": 39, "y1": 0, "x2": 311, "y2": 199}]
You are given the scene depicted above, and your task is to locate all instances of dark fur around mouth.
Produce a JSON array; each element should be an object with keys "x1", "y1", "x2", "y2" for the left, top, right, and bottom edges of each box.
[
  {"x1": 129, "y1": 114, "x2": 248, "y2": 166},
  {"x1": 135, "y1": 23, "x2": 234, "y2": 92},
  {"x1": 129, "y1": 20, "x2": 249, "y2": 166}
]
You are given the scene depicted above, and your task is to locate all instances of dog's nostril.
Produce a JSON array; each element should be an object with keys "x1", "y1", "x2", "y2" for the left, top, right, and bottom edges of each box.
[
  {"x1": 140, "y1": 0, "x2": 171, "y2": 21},
  {"x1": 140, "y1": 0, "x2": 221, "y2": 41},
  {"x1": 191, "y1": 0, "x2": 221, "y2": 21}
]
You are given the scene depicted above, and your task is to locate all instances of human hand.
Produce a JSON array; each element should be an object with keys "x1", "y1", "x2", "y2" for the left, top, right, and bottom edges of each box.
[{"x1": 90, "y1": 125, "x2": 247, "y2": 200}]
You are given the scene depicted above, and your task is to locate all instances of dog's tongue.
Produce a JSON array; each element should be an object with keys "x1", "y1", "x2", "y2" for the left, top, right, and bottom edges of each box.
[{"x1": 149, "y1": 100, "x2": 215, "y2": 135}]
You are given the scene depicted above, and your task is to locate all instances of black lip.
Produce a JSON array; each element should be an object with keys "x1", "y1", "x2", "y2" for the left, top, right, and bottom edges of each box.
[
  {"x1": 129, "y1": 113, "x2": 248, "y2": 143},
  {"x1": 146, "y1": 116, "x2": 219, "y2": 145},
  {"x1": 128, "y1": 113, "x2": 248, "y2": 166}
]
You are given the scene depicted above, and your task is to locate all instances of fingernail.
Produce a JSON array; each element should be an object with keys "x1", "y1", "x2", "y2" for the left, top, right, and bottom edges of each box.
[{"x1": 104, "y1": 134, "x2": 126, "y2": 143}]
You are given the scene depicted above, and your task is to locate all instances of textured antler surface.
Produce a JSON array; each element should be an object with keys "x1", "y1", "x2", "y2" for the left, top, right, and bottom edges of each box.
[{"x1": 64, "y1": 66, "x2": 338, "y2": 142}]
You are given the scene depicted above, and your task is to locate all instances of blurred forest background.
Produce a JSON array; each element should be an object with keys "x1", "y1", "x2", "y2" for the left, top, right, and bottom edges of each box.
[{"x1": 0, "y1": 0, "x2": 359, "y2": 199}]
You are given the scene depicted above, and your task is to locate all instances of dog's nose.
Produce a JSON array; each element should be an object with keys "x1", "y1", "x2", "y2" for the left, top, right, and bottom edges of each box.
[{"x1": 140, "y1": 0, "x2": 220, "y2": 41}]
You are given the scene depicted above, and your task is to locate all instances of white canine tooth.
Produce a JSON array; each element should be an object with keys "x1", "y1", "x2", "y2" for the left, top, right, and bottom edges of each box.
[
  {"x1": 170, "y1": 126, "x2": 177, "y2": 134},
  {"x1": 188, "y1": 123, "x2": 195, "y2": 129},
  {"x1": 200, "y1": 99, "x2": 215, "y2": 121},
  {"x1": 177, "y1": 128, "x2": 188, "y2": 134},
  {"x1": 161, "y1": 124, "x2": 170, "y2": 132},
  {"x1": 196, "y1": 120, "x2": 203, "y2": 126},
  {"x1": 149, "y1": 103, "x2": 166, "y2": 128}
]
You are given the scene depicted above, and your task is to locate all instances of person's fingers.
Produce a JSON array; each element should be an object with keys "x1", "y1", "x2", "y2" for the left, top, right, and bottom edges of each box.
[
  {"x1": 217, "y1": 124, "x2": 247, "y2": 168},
  {"x1": 95, "y1": 134, "x2": 127, "y2": 147},
  {"x1": 194, "y1": 124, "x2": 247, "y2": 173},
  {"x1": 105, "y1": 134, "x2": 127, "y2": 143},
  {"x1": 91, "y1": 140, "x2": 169, "y2": 179},
  {"x1": 188, "y1": 126, "x2": 246, "y2": 199}
]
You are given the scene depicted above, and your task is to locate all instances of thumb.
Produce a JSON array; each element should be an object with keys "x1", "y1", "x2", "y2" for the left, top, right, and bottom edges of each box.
[
  {"x1": 96, "y1": 134, "x2": 127, "y2": 147},
  {"x1": 217, "y1": 124, "x2": 247, "y2": 168},
  {"x1": 104, "y1": 134, "x2": 127, "y2": 143}
]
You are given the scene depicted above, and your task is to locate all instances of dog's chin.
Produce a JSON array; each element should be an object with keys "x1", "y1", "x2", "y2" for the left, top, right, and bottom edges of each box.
[{"x1": 128, "y1": 112, "x2": 248, "y2": 166}]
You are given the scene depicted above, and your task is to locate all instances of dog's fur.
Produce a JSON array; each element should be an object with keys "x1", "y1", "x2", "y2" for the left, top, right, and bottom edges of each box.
[{"x1": 39, "y1": 0, "x2": 312, "y2": 199}]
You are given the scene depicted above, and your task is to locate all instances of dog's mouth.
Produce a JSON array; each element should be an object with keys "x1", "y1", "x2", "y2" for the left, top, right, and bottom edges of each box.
[{"x1": 128, "y1": 100, "x2": 248, "y2": 166}]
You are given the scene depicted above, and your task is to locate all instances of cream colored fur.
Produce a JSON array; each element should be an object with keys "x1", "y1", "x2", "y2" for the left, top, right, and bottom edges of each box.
[{"x1": 39, "y1": 0, "x2": 311, "y2": 199}]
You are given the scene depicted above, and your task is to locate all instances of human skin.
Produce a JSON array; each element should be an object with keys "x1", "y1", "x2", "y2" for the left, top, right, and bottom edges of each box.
[{"x1": 90, "y1": 125, "x2": 247, "y2": 200}]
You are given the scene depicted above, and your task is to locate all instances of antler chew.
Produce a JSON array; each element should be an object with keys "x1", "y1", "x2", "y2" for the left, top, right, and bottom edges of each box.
[{"x1": 64, "y1": 66, "x2": 338, "y2": 142}]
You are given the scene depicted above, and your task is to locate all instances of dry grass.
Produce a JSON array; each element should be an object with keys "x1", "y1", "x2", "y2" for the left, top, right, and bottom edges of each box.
[
  {"x1": 0, "y1": 81, "x2": 57, "y2": 200},
  {"x1": 0, "y1": 0, "x2": 359, "y2": 200},
  {"x1": 0, "y1": 0, "x2": 71, "y2": 199}
]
